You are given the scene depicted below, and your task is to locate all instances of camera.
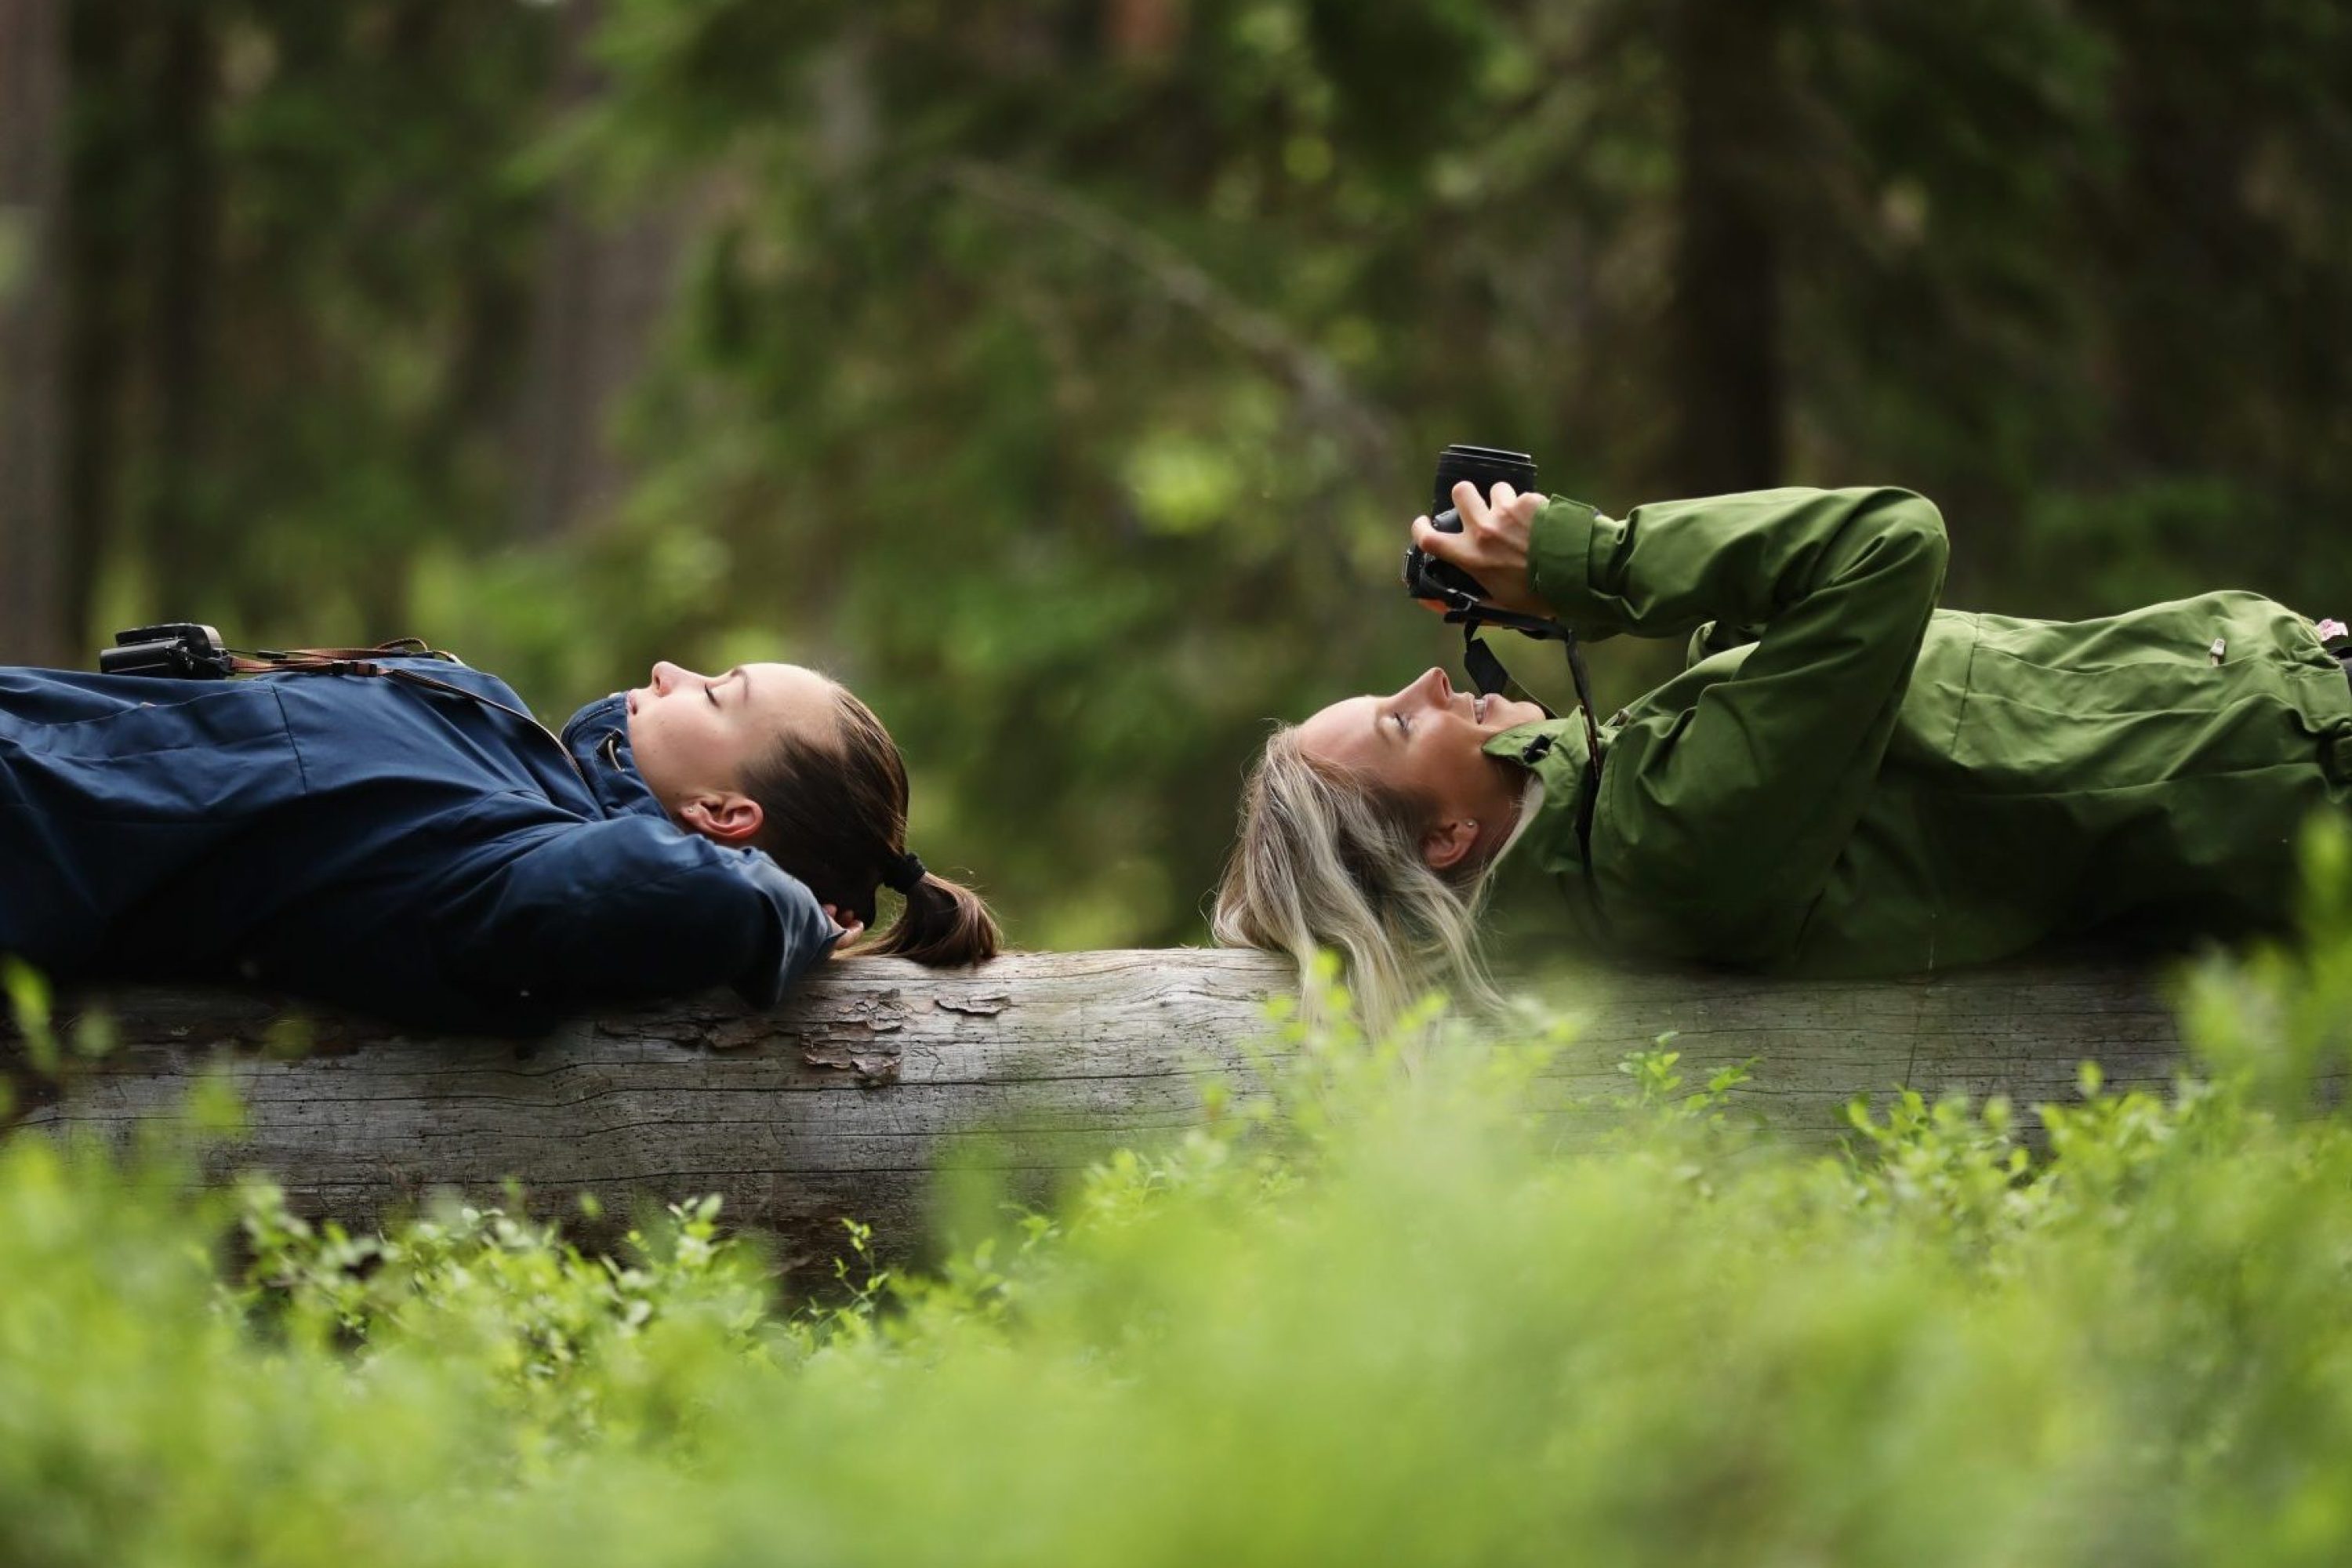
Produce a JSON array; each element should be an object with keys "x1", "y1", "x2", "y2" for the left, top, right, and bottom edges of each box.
[
  {"x1": 100, "y1": 623, "x2": 235, "y2": 680},
  {"x1": 1401, "y1": 445, "x2": 1539, "y2": 607}
]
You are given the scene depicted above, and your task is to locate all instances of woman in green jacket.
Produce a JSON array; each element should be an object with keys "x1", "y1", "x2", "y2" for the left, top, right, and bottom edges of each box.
[{"x1": 1213, "y1": 480, "x2": 2352, "y2": 1029}]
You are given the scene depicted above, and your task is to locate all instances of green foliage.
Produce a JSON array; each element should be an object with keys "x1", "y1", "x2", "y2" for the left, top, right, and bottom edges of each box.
[
  {"x1": 16, "y1": 850, "x2": 2352, "y2": 1561},
  {"x1": 227, "y1": 1185, "x2": 775, "y2": 1453},
  {"x1": 2, "y1": 960, "x2": 118, "y2": 1083},
  {"x1": 3, "y1": 956, "x2": 59, "y2": 1076}
]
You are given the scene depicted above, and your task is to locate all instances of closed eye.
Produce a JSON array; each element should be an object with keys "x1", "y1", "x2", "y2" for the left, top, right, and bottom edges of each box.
[{"x1": 1392, "y1": 712, "x2": 1410, "y2": 738}]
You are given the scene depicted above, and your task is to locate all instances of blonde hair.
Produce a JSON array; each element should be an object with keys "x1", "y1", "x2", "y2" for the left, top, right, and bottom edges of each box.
[{"x1": 1211, "y1": 725, "x2": 1504, "y2": 1035}]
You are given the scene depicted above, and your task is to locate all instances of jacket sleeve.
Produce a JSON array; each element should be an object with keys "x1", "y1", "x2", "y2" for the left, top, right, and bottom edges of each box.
[
  {"x1": 1529, "y1": 487, "x2": 1948, "y2": 961},
  {"x1": 434, "y1": 816, "x2": 843, "y2": 1014}
]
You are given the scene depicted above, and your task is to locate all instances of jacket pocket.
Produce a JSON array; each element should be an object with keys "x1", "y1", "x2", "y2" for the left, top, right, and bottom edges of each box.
[{"x1": 3, "y1": 683, "x2": 305, "y2": 822}]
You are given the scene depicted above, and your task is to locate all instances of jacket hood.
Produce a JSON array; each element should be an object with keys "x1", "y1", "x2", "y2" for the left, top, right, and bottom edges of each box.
[{"x1": 560, "y1": 692, "x2": 670, "y2": 824}]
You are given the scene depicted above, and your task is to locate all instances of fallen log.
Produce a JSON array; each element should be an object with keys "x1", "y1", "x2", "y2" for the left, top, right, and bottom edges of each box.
[{"x1": 0, "y1": 950, "x2": 2194, "y2": 1274}]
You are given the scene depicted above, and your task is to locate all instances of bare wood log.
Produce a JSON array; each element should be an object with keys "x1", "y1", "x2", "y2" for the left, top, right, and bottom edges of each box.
[{"x1": 0, "y1": 951, "x2": 2199, "y2": 1276}]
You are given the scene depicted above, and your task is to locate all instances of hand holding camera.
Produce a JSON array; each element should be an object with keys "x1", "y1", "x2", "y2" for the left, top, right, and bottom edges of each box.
[
  {"x1": 1400, "y1": 444, "x2": 1555, "y2": 620},
  {"x1": 1410, "y1": 482, "x2": 1552, "y2": 619}
]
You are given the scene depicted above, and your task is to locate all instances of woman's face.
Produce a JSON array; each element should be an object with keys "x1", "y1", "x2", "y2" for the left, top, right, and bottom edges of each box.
[
  {"x1": 626, "y1": 660, "x2": 840, "y2": 833},
  {"x1": 1294, "y1": 666, "x2": 1548, "y2": 870}
]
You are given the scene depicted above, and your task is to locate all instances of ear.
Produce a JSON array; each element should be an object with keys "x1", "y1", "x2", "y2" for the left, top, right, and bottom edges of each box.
[
  {"x1": 678, "y1": 791, "x2": 765, "y2": 847},
  {"x1": 1421, "y1": 817, "x2": 1480, "y2": 874}
]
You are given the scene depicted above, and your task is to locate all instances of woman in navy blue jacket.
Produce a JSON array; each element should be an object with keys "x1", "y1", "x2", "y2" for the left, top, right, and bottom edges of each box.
[{"x1": 0, "y1": 648, "x2": 998, "y2": 1033}]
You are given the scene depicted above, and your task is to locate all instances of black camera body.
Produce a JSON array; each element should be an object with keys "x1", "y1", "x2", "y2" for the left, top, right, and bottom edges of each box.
[
  {"x1": 100, "y1": 623, "x2": 235, "y2": 680},
  {"x1": 1401, "y1": 445, "x2": 1539, "y2": 607}
]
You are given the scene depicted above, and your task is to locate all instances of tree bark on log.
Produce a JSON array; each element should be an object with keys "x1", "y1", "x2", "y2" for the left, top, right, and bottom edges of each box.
[{"x1": 1, "y1": 951, "x2": 2195, "y2": 1276}]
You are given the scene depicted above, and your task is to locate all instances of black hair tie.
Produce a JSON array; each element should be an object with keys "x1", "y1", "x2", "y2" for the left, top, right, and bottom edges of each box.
[{"x1": 881, "y1": 851, "x2": 927, "y2": 895}]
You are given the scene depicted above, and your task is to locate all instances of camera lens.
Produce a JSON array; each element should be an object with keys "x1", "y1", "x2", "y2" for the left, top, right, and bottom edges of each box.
[{"x1": 1432, "y1": 445, "x2": 1538, "y2": 515}]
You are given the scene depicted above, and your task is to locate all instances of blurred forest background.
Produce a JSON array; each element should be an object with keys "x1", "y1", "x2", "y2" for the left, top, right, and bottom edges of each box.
[{"x1": 1, "y1": 0, "x2": 2348, "y2": 950}]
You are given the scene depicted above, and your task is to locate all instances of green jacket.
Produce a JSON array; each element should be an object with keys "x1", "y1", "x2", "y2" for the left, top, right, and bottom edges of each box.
[{"x1": 1486, "y1": 487, "x2": 2352, "y2": 974}]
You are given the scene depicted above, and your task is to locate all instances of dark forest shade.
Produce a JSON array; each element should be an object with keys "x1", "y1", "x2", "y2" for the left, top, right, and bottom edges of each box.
[
  {"x1": 1666, "y1": 0, "x2": 1787, "y2": 495},
  {"x1": 0, "y1": 0, "x2": 70, "y2": 668}
]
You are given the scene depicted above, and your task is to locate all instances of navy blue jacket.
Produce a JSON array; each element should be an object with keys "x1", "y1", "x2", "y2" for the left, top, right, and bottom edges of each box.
[{"x1": 0, "y1": 659, "x2": 841, "y2": 1033}]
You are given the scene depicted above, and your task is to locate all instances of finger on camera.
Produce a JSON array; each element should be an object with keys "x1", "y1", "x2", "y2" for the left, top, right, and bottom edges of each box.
[
  {"x1": 1411, "y1": 515, "x2": 1474, "y2": 566},
  {"x1": 1490, "y1": 481, "x2": 1519, "y2": 514},
  {"x1": 1411, "y1": 514, "x2": 1468, "y2": 557},
  {"x1": 1450, "y1": 479, "x2": 1491, "y2": 529}
]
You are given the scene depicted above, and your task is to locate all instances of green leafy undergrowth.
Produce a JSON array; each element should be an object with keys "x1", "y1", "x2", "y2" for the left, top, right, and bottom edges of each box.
[{"x1": 16, "y1": 839, "x2": 2352, "y2": 1564}]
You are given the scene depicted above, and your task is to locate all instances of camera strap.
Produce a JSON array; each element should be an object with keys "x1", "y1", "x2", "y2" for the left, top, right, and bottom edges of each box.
[
  {"x1": 1431, "y1": 592, "x2": 1606, "y2": 766},
  {"x1": 228, "y1": 640, "x2": 593, "y2": 793}
]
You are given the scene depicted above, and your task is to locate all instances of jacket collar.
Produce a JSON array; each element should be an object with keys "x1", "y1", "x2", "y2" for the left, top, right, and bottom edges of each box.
[
  {"x1": 1483, "y1": 716, "x2": 1600, "y2": 877},
  {"x1": 559, "y1": 692, "x2": 669, "y2": 822}
]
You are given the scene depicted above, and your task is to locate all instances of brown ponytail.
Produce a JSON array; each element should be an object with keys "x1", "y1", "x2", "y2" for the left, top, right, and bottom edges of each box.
[
  {"x1": 867, "y1": 870, "x2": 1000, "y2": 966},
  {"x1": 741, "y1": 684, "x2": 1002, "y2": 967}
]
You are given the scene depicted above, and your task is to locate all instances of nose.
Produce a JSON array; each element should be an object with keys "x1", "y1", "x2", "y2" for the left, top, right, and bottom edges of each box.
[
  {"x1": 650, "y1": 659, "x2": 690, "y2": 695},
  {"x1": 1402, "y1": 666, "x2": 1450, "y2": 706}
]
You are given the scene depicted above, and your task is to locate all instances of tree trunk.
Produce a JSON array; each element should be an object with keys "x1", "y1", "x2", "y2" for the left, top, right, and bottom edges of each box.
[
  {"x1": 144, "y1": 0, "x2": 219, "y2": 607},
  {"x1": 1665, "y1": 0, "x2": 1785, "y2": 495},
  {"x1": 61, "y1": 0, "x2": 135, "y2": 658},
  {"x1": 0, "y1": 0, "x2": 72, "y2": 667},
  {"x1": 512, "y1": 0, "x2": 688, "y2": 543}
]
